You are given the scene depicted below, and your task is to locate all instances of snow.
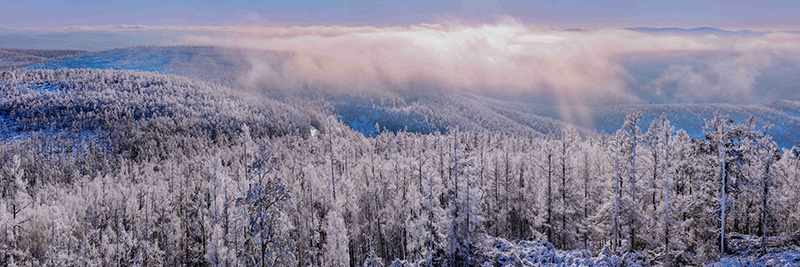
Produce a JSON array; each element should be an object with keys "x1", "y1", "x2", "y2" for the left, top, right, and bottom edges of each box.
[
  {"x1": 333, "y1": 102, "x2": 440, "y2": 137},
  {"x1": 711, "y1": 253, "x2": 800, "y2": 267},
  {"x1": 0, "y1": 114, "x2": 14, "y2": 140},
  {"x1": 481, "y1": 236, "x2": 800, "y2": 267},
  {"x1": 707, "y1": 233, "x2": 800, "y2": 267},
  {"x1": 482, "y1": 238, "x2": 646, "y2": 267},
  {"x1": 24, "y1": 46, "x2": 250, "y2": 86}
]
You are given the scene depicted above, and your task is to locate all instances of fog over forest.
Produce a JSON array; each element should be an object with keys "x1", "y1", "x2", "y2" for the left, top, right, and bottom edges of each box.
[{"x1": 1, "y1": 13, "x2": 800, "y2": 267}]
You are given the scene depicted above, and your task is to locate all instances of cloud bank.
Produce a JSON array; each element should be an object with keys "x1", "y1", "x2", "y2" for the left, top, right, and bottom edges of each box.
[
  {"x1": 181, "y1": 19, "x2": 800, "y2": 106},
  {"x1": 10, "y1": 20, "x2": 795, "y2": 106}
]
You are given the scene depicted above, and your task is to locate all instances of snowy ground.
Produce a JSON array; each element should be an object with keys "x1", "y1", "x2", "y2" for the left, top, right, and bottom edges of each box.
[
  {"x1": 710, "y1": 233, "x2": 800, "y2": 267},
  {"x1": 481, "y1": 238, "x2": 646, "y2": 267},
  {"x1": 473, "y1": 235, "x2": 799, "y2": 267}
]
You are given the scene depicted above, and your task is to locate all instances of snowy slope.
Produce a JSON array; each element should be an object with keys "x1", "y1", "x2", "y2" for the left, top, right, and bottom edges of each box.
[
  {"x1": 709, "y1": 233, "x2": 800, "y2": 267},
  {"x1": 24, "y1": 46, "x2": 250, "y2": 86},
  {"x1": 0, "y1": 48, "x2": 85, "y2": 69},
  {"x1": 0, "y1": 69, "x2": 313, "y2": 143}
]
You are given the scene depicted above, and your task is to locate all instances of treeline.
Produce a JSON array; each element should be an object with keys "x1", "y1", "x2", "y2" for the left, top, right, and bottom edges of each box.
[
  {"x1": 1, "y1": 70, "x2": 800, "y2": 266},
  {"x1": 1, "y1": 115, "x2": 798, "y2": 266}
]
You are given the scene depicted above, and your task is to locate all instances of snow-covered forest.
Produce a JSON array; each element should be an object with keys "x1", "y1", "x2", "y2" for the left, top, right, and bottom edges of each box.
[
  {"x1": 1, "y1": 69, "x2": 799, "y2": 266},
  {"x1": 0, "y1": 49, "x2": 86, "y2": 70}
]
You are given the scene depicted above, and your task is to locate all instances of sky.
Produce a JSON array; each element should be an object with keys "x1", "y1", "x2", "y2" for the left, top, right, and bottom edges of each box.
[{"x1": 1, "y1": 0, "x2": 799, "y2": 30}]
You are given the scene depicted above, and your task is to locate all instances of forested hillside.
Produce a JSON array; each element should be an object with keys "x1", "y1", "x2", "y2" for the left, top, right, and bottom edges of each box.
[
  {"x1": 0, "y1": 48, "x2": 86, "y2": 70},
  {"x1": 19, "y1": 46, "x2": 800, "y2": 149},
  {"x1": 1, "y1": 69, "x2": 799, "y2": 266}
]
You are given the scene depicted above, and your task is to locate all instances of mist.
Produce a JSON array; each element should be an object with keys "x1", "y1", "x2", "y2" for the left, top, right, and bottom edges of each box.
[{"x1": 179, "y1": 19, "x2": 800, "y2": 106}]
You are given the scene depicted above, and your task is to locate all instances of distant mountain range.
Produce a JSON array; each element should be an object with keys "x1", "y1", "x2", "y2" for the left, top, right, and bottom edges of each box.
[{"x1": 624, "y1": 27, "x2": 762, "y2": 36}]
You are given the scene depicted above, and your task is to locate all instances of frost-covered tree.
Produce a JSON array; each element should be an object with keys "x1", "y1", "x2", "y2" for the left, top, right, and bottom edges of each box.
[
  {"x1": 538, "y1": 133, "x2": 557, "y2": 244},
  {"x1": 556, "y1": 128, "x2": 578, "y2": 249},
  {"x1": 611, "y1": 129, "x2": 626, "y2": 252},
  {"x1": 623, "y1": 112, "x2": 642, "y2": 251},
  {"x1": 703, "y1": 110, "x2": 731, "y2": 259},
  {"x1": 775, "y1": 143, "x2": 800, "y2": 235},
  {"x1": 324, "y1": 203, "x2": 350, "y2": 267},
  {"x1": 1, "y1": 155, "x2": 30, "y2": 262},
  {"x1": 2, "y1": 68, "x2": 800, "y2": 266}
]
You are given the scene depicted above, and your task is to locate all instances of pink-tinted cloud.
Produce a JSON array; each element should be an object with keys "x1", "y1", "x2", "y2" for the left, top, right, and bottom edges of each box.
[{"x1": 179, "y1": 19, "x2": 800, "y2": 108}]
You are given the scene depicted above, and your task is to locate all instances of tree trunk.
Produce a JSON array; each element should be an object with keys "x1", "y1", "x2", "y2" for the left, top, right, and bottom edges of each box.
[
  {"x1": 614, "y1": 145, "x2": 620, "y2": 251},
  {"x1": 547, "y1": 153, "x2": 553, "y2": 244},
  {"x1": 631, "y1": 131, "x2": 637, "y2": 252},
  {"x1": 721, "y1": 142, "x2": 726, "y2": 258},
  {"x1": 664, "y1": 131, "x2": 670, "y2": 267}
]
